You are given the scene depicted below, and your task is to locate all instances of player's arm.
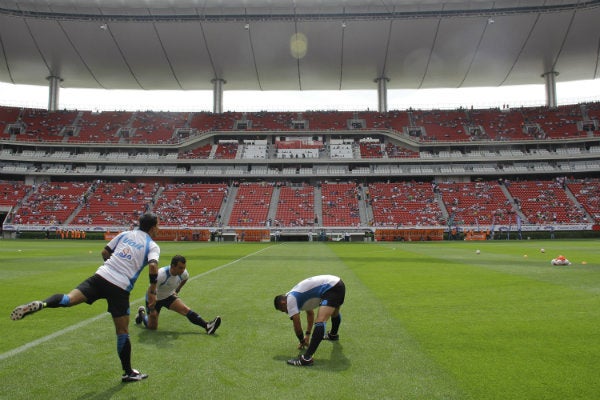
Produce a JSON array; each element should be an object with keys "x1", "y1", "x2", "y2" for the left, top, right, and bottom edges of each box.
[
  {"x1": 175, "y1": 279, "x2": 187, "y2": 295},
  {"x1": 101, "y1": 246, "x2": 114, "y2": 261},
  {"x1": 290, "y1": 313, "x2": 305, "y2": 345},
  {"x1": 147, "y1": 259, "x2": 159, "y2": 309},
  {"x1": 304, "y1": 309, "x2": 315, "y2": 338}
]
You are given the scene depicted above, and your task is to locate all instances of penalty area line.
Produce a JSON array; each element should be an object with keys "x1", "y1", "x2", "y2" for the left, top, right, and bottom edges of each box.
[{"x1": 0, "y1": 245, "x2": 274, "y2": 361}]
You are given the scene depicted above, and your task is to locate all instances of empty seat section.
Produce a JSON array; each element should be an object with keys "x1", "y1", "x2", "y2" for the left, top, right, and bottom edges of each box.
[
  {"x1": 320, "y1": 182, "x2": 360, "y2": 226},
  {"x1": 155, "y1": 183, "x2": 228, "y2": 227},
  {"x1": 506, "y1": 179, "x2": 587, "y2": 224},
  {"x1": 274, "y1": 184, "x2": 315, "y2": 227},
  {"x1": 14, "y1": 181, "x2": 90, "y2": 225},
  {"x1": 437, "y1": 181, "x2": 514, "y2": 225},
  {"x1": 368, "y1": 182, "x2": 442, "y2": 226},
  {"x1": 566, "y1": 179, "x2": 600, "y2": 223},
  {"x1": 128, "y1": 111, "x2": 188, "y2": 143},
  {"x1": 74, "y1": 181, "x2": 157, "y2": 226},
  {"x1": 228, "y1": 182, "x2": 274, "y2": 227},
  {"x1": 75, "y1": 111, "x2": 132, "y2": 143}
]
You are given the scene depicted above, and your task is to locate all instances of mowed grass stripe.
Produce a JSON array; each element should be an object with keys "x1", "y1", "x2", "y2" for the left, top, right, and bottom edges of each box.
[{"x1": 330, "y1": 241, "x2": 600, "y2": 400}]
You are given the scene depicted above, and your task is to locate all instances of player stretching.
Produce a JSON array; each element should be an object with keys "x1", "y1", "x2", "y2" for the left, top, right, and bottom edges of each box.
[
  {"x1": 135, "y1": 254, "x2": 221, "y2": 334},
  {"x1": 11, "y1": 213, "x2": 161, "y2": 383},
  {"x1": 274, "y1": 274, "x2": 345, "y2": 366}
]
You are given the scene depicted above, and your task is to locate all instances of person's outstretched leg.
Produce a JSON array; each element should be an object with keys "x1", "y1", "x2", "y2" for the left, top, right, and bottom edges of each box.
[{"x1": 11, "y1": 289, "x2": 86, "y2": 320}]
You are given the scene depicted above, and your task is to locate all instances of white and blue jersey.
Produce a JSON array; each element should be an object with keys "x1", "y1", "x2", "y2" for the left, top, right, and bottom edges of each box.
[
  {"x1": 285, "y1": 275, "x2": 341, "y2": 317},
  {"x1": 96, "y1": 229, "x2": 160, "y2": 292},
  {"x1": 156, "y1": 265, "x2": 189, "y2": 301}
]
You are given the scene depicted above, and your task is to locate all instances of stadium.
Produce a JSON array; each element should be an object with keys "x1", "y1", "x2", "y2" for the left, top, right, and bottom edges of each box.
[{"x1": 1, "y1": 1, "x2": 600, "y2": 399}]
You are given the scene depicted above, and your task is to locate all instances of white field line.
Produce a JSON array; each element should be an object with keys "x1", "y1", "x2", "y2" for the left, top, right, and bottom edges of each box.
[{"x1": 0, "y1": 245, "x2": 273, "y2": 362}]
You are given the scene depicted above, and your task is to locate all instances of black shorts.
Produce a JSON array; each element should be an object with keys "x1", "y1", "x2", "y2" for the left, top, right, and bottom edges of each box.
[
  {"x1": 146, "y1": 295, "x2": 178, "y2": 314},
  {"x1": 320, "y1": 279, "x2": 345, "y2": 308},
  {"x1": 76, "y1": 274, "x2": 130, "y2": 318}
]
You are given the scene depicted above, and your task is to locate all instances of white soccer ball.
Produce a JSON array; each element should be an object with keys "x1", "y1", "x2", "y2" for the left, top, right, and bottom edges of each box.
[
  {"x1": 540, "y1": 248, "x2": 545, "y2": 253},
  {"x1": 475, "y1": 250, "x2": 481, "y2": 255}
]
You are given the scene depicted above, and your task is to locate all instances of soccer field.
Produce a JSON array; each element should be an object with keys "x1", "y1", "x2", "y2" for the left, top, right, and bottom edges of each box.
[{"x1": 1, "y1": 239, "x2": 599, "y2": 400}]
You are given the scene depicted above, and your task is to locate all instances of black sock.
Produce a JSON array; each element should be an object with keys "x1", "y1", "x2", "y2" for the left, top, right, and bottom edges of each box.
[
  {"x1": 43, "y1": 294, "x2": 69, "y2": 308},
  {"x1": 305, "y1": 322, "x2": 325, "y2": 359},
  {"x1": 186, "y1": 310, "x2": 207, "y2": 328},
  {"x1": 331, "y1": 314, "x2": 341, "y2": 335},
  {"x1": 117, "y1": 334, "x2": 132, "y2": 374}
]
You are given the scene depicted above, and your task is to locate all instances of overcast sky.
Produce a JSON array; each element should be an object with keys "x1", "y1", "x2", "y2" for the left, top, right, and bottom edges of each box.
[{"x1": 1, "y1": 79, "x2": 599, "y2": 112}]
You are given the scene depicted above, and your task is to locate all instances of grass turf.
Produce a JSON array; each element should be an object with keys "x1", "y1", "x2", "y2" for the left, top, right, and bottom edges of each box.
[{"x1": 0, "y1": 239, "x2": 598, "y2": 399}]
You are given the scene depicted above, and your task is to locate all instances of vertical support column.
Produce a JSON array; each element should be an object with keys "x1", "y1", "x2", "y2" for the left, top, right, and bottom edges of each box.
[
  {"x1": 211, "y1": 78, "x2": 226, "y2": 114},
  {"x1": 541, "y1": 71, "x2": 559, "y2": 108},
  {"x1": 46, "y1": 75, "x2": 63, "y2": 112},
  {"x1": 374, "y1": 77, "x2": 389, "y2": 113}
]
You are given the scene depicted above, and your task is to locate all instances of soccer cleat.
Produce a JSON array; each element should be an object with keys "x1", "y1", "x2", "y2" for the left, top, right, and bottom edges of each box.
[
  {"x1": 135, "y1": 306, "x2": 145, "y2": 325},
  {"x1": 206, "y1": 316, "x2": 221, "y2": 335},
  {"x1": 10, "y1": 301, "x2": 44, "y2": 321},
  {"x1": 323, "y1": 331, "x2": 339, "y2": 341},
  {"x1": 121, "y1": 369, "x2": 148, "y2": 383},
  {"x1": 286, "y1": 355, "x2": 313, "y2": 366}
]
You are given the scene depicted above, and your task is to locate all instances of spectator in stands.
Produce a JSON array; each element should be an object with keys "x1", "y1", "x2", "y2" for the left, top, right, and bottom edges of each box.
[
  {"x1": 10, "y1": 213, "x2": 160, "y2": 383},
  {"x1": 274, "y1": 274, "x2": 345, "y2": 367},
  {"x1": 135, "y1": 254, "x2": 221, "y2": 335}
]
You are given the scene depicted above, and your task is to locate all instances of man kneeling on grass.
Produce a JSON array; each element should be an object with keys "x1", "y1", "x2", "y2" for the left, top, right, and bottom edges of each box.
[
  {"x1": 135, "y1": 254, "x2": 221, "y2": 335},
  {"x1": 274, "y1": 274, "x2": 345, "y2": 366}
]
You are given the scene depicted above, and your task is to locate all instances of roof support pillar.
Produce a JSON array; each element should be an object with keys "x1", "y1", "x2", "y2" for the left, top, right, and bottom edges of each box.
[
  {"x1": 211, "y1": 78, "x2": 226, "y2": 113},
  {"x1": 541, "y1": 70, "x2": 559, "y2": 108},
  {"x1": 374, "y1": 76, "x2": 389, "y2": 113},
  {"x1": 46, "y1": 75, "x2": 63, "y2": 112}
]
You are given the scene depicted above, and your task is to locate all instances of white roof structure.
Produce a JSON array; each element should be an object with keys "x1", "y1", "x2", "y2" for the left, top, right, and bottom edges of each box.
[{"x1": 0, "y1": 1, "x2": 598, "y2": 105}]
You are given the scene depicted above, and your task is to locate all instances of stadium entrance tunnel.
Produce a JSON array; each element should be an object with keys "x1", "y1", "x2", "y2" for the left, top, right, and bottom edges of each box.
[{"x1": 271, "y1": 231, "x2": 372, "y2": 242}]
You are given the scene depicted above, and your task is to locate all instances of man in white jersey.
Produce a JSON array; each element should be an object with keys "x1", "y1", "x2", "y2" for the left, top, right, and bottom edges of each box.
[
  {"x1": 135, "y1": 254, "x2": 221, "y2": 334},
  {"x1": 10, "y1": 213, "x2": 161, "y2": 383},
  {"x1": 274, "y1": 274, "x2": 345, "y2": 366}
]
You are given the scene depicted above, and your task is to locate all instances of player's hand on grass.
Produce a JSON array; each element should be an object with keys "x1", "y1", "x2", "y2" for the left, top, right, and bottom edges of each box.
[{"x1": 297, "y1": 335, "x2": 309, "y2": 349}]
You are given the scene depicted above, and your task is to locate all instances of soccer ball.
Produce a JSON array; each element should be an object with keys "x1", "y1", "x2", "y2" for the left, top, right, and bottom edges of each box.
[
  {"x1": 475, "y1": 250, "x2": 480, "y2": 254},
  {"x1": 540, "y1": 248, "x2": 545, "y2": 253}
]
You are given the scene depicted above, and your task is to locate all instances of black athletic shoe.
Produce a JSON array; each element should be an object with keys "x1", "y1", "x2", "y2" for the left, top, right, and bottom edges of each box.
[
  {"x1": 287, "y1": 355, "x2": 313, "y2": 366},
  {"x1": 323, "y1": 331, "x2": 339, "y2": 341},
  {"x1": 135, "y1": 306, "x2": 145, "y2": 325},
  {"x1": 11, "y1": 301, "x2": 44, "y2": 321},
  {"x1": 122, "y1": 369, "x2": 148, "y2": 383},
  {"x1": 206, "y1": 316, "x2": 221, "y2": 335}
]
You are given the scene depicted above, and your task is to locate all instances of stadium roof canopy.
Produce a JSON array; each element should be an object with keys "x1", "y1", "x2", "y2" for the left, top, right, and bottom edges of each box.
[{"x1": 0, "y1": 0, "x2": 599, "y2": 92}]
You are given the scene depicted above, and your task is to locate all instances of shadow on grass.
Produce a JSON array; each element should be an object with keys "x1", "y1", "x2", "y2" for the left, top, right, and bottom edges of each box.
[
  {"x1": 136, "y1": 328, "x2": 215, "y2": 347},
  {"x1": 76, "y1": 383, "x2": 127, "y2": 400},
  {"x1": 273, "y1": 342, "x2": 350, "y2": 371}
]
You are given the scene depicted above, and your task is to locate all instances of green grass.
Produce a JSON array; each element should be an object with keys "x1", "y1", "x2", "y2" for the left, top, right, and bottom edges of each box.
[{"x1": 1, "y1": 239, "x2": 599, "y2": 399}]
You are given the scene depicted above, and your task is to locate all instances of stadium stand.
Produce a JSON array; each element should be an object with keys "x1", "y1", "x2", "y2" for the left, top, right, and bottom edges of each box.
[
  {"x1": 154, "y1": 183, "x2": 227, "y2": 227},
  {"x1": 9, "y1": 181, "x2": 90, "y2": 225},
  {"x1": 320, "y1": 182, "x2": 361, "y2": 227},
  {"x1": 368, "y1": 181, "x2": 443, "y2": 227},
  {"x1": 437, "y1": 181, "x2": 515, "y2": 226},
  {"x1": 75, "y1": 111, "x2": 132, "y2": 143},
  {"x1": 1, "y1": 103, "x2": 599, "y2": 239},
  {"x1": 504, "y1": 179, "x2": 588, "y2": 225},
  {"x1": 274, "y1": 184, "x2": 315, "y2": 227},
  {"x1": 228, "y1": 182, "x2": 274, "y2": 227},
  {"x1": 73, "y1": 181, "x2": 158, "y2": 227}
]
